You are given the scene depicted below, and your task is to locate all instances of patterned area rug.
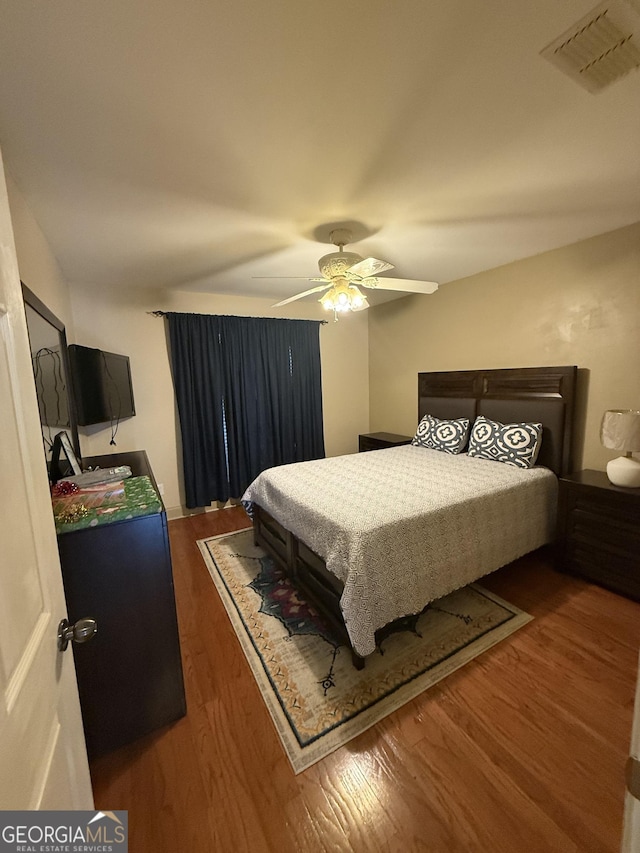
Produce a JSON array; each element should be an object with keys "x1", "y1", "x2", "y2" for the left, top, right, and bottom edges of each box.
[{"x1": 198, "y1": 528, "x2": 532, "y2": 774}]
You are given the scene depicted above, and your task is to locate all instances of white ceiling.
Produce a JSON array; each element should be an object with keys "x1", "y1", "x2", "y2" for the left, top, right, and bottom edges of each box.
[{"x1": 0, "y1": 0, "x2": 639, "y2": 307}]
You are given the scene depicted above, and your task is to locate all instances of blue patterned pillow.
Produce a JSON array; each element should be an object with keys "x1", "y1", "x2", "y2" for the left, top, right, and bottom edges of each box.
[
  {"x1": 468, "y1": 416, "x2": 543, "y2": 469},
  {"x1": 412, "y1": 414, "x2": 470, "y2": 454}
]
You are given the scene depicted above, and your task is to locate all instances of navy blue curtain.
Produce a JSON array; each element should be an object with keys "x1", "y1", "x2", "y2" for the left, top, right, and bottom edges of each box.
[{"x1": 166, "y1": 313, "x2": 325, "y2": 508}]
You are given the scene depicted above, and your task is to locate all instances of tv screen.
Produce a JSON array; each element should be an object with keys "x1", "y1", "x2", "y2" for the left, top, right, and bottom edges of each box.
[{"x1": 68, "y1": 344, "x2": 136, "y2": 426}]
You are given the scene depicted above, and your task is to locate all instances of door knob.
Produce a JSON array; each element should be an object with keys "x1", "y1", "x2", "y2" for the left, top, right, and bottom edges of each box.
[{"x1": 57, "y1": 617, "x2": 98, "y2": 652}]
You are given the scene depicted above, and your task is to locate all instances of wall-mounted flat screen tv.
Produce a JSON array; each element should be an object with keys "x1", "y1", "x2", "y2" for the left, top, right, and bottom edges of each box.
[{"x1": 68, "y1": 344, "x2": 136, "y2": 426}]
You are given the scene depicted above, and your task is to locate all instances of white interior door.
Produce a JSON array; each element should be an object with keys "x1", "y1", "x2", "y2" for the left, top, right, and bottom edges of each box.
[
  {"x1": 0, "y1": 149, "x2": 93, "y2": 809},
  {"x1": 622, "y1": 652, "x2": 640, "y2": 851}
]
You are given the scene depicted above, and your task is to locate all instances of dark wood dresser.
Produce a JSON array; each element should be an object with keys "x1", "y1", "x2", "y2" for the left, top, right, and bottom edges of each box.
[
  {"x1": 359, "y1": 432, "x2": 413, "y2": 452},
  {"x1": 56, "y1": 450, "x2": 186, "y2": 757},
  {"x1": 557, "y1": 469, "x2": 640, "y2": 600}
]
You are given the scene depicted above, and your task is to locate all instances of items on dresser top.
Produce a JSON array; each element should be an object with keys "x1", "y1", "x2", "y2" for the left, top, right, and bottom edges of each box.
[
  {"x1": 63, "y1": 465, "x2": 132, "y2": 487},
  {"x1": 52, "y1": 474, "x2": 161, "y2": 533}
]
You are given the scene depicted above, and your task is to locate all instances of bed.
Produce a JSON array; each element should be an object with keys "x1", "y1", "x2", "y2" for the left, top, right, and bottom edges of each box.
[{"x1": 242, "y1": 365, "x2": 577, "y2": 667}]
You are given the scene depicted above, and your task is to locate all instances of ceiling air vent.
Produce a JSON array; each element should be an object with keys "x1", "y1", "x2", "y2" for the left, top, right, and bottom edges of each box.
[{"x1": 541, "y1": 0, "x2": 640, "y2": 92}]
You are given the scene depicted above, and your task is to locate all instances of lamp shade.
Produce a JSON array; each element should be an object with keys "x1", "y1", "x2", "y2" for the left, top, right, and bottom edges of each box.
[
  {"x1": 600, "y1": 409, "x2": 640, "y2": 452},
  {"x1": 601, "y1": 409, "x2": 640, "y2": 488}
]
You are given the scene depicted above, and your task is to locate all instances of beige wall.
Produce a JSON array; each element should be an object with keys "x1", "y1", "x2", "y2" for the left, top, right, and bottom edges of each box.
[
  {"x1": 67, "y1": 285, "x2": 370, "y2": 516},
  {"x1": 6, "y1": 172, "x2": 75, "y2": 337},
  {"x1": 368, "y1": 222, "x2": 640, "y2": 472}
]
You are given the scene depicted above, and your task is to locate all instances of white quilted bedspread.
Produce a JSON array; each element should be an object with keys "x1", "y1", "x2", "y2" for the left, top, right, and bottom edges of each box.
[{"x1": 242, "y1": 445, "x2": 557, "y2": 657}]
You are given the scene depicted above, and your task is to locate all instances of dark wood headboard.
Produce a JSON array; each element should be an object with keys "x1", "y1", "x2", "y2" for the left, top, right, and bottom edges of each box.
[{"x1": 418, "y1": 365, "x2": 577, "y2": 477}]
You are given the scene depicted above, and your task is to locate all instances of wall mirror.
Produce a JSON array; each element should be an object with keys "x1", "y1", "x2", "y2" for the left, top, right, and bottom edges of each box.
[{"x1": 21, "y1": 282, "x2": 81, "y2": 474}]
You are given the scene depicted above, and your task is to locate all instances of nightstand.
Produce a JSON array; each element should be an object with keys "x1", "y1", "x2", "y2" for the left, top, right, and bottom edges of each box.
[
  {"x1": 358, "y1": 432, "x2": 413, "y2": 452},
  {"x1": 557, "y1": 469, "x2": 640, "y2": 600}
]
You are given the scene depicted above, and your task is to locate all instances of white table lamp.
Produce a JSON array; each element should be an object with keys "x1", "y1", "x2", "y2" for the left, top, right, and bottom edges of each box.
[{"x1": 600, "y1": 409, "x2": 640, "y2": 488}]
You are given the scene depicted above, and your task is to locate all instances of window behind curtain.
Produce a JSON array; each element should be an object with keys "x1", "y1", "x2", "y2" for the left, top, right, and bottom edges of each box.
[{"x1": 166, "y1": 312, "x2": 325, "y2": 508}]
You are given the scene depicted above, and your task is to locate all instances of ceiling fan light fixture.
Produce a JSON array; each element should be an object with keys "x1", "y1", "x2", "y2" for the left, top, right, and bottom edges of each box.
[
  {"x1": 320, "y1": 291, "x2": 335, "y2": 311},
  {"x1": 320, "y1": 281, "x2": 366, "y2": 316},
  {"x1": 349, "y1": 284, "x2": 365, "y2": 308}
]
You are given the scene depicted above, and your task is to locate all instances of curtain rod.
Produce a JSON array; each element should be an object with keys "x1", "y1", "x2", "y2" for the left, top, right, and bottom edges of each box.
[{"x1": 148, "y1": 310, "x2": 328, "y2": 324}]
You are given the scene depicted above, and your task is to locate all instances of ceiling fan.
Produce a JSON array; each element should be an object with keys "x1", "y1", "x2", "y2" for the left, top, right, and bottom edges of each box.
[{"x1": 255, "y1": 228, "x2": 438, "y2": 317}]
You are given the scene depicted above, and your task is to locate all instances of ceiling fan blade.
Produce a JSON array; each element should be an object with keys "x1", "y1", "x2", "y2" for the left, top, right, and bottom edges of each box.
[
  {"x1": 253, "y1": 276, "x2": 327, "y2": 281},
  {"x1": 361, "y1": 277, "x2": 439, "y2": 294},
  {"x1": 272, "y1": 283, "x2": 330, "y2": 307},
  {"x1": 348, "y1": 257, "x2": 394, "y2": 278}
]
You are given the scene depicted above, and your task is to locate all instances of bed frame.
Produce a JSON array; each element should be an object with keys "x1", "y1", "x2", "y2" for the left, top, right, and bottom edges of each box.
[{"x1": 253, "y1": 365, "x2": 577, "y2": 668}]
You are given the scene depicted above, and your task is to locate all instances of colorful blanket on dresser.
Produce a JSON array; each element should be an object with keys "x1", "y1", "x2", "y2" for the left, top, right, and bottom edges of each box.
[
  {"x1": 242, "y1": 445, "x2": 557, "y2": 657},
  {"x1": 53, "y1": 475, "x2": 162, "y2": 534}
]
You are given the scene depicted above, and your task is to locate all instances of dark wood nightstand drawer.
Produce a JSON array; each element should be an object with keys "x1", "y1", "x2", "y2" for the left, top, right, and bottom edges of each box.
[
  {"x1": 359, "y1": 432, "x2": 413, "y2": 452},
  {"x1": 557, "y1": 469, "x2": 640, "y2": 600},
  {"x1": 567, "y1": 540, "x2": 640, "y2": 596},
  {"x1": 569, "y1": 507, "x2": 640, "y2": 551}
]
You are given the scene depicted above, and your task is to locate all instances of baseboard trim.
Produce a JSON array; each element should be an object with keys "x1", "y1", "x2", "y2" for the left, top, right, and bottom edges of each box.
[{"x1": 166, "y1": 500, "x2": 241, "y2": 521}]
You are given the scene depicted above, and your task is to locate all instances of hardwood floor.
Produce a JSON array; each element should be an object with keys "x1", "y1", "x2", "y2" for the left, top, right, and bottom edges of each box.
[{"x1": 90, "y1": 507, "x2": 639, "y2": 852}]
